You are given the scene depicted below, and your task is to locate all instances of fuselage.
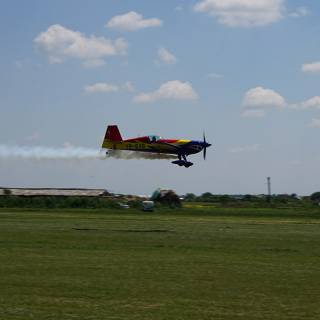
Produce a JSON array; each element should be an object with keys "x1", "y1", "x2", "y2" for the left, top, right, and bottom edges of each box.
[{"x1": 102, "y1": 135, "x2": 209, "y2": 156}]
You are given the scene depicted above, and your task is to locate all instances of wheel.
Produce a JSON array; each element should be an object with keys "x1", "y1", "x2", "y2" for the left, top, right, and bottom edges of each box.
[{"x1": 184, "y1": 162, "x2": 194, "y2": 168}]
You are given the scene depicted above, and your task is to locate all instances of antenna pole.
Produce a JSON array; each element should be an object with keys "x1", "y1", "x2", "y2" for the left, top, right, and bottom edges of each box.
[{"x1": 267, "y1": 177, "x2": 271, "y2": 202}]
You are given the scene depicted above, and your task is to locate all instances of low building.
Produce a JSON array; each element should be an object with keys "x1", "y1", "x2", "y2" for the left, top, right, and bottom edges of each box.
[{"x1": 0, "y1": 188, "x2": 109, "y2": 197}]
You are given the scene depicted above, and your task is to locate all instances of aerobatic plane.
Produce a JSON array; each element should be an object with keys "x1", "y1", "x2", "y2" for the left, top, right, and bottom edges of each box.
[{"x1": 101, "y1": 125, "x2": 211, "y2": 167}]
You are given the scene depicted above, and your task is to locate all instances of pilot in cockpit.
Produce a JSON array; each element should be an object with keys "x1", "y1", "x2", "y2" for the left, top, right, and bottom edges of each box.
[{"x1": 149, "y1": 135, "x2": 161, "y2": 143}]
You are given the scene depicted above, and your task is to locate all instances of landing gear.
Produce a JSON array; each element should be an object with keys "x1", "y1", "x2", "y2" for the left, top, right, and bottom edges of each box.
[
  {"x1": 184, "y1": 161, "x2": 193, "y2": 168},
  {"x1": 171, "y1": 160, "x2": 194, "y2": 167},
  {"x1": 171, "y1": 154, "x2": 193, "y2": 168}
]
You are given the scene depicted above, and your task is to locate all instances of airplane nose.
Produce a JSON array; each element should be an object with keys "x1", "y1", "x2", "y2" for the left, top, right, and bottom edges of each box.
[
  {"x1": 201, "y1": 141, "x2": 211, "y2": 160},
  {"x1": 201, "y1": 132, "x2": 211, "y2": 160},
  {"x1": 202, "y1": 142, "x2": 211, "y2": 148}
]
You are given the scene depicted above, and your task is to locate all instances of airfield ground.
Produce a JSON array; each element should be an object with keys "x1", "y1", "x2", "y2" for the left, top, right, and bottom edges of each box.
[{"x1": 0, "y1": 207, "x2": 320, "y2": 319}]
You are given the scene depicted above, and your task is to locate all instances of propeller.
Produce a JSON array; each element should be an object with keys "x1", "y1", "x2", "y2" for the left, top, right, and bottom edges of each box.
[{"x1": 202, "y1": 132, "x2": 211, "y2": 160}]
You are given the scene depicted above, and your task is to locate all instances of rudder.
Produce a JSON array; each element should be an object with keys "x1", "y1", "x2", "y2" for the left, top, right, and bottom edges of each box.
[{"x1": 102, "y1": 125, "x2": 123, "y2": 148}]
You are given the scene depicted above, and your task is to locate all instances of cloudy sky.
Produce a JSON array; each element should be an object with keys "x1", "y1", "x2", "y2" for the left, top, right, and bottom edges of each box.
[{"x1": 1, "y1": 0, "x2": 320, "y2": 195}]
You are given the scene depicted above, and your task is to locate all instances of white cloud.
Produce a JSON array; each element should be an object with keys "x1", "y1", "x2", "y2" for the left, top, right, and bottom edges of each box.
[
  {"x1": 207, "y1": 72, "x2": 223, "y2": 79},
  {"x1": 309, "y1": 118, "x2": 320, "y2": 128},
  {"x1": 229, "y1": 144, "x2": 260, "y2": 153},
  {"x1": 243, "y1": 86, "x2": 286, "y2": 108},
  {"x1": 194, "y1": 0, "x2": 284, "y2": 27},
  {"x1": 297, "y1": 96, "x2": 320, "y2": 110},
  {"x1": 82, "y1": 59, "x2": 106, "y2": 68},
  {"x1": 241, "y1": 109, "x2": 265, "y2": 118},
  {"x1": 123, "y1": 81, "x2": 135, "y2": 92},
  {"x1": 84, "y1": 82, "x2": 135, "y2": 94},
  {"x1": 84, "y1": 83, "x2": 119, "y2": 94},
  {"x1": 133, "y1": 80, "x2": 198, "y2": 103},
  {"x1": 302, "y1": 62, "x2": 320, "y2": 74},
  {"x1": 106, "y1": 11, "x2": 162, "y2": 31},
  {"x1": 15, "y1": 60, "x2": 24, "y2": 68},
  {"x1": 243, "y1": 88, "x2": 320, "y2": 111},
  {"x1": 289, "y1": 7, "x2": 309, "y2": 18},
  {"x1": 241, "y1": 87, "x2": 320, "y2": 125},
  {"x1": 158, "y1": 48, "x2": 177, "y2": 64},
  {"x1": 34, "y1": 24, "x2": 127, "y2": 65},
  {"x1": 25, "y1": 132, "x2": 40, "y2": 142}
]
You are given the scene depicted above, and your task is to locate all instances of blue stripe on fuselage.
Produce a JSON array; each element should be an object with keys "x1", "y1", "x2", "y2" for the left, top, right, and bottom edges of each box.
[{"x1": 180, "y1": 141, "x2": 204, "y2": 155}]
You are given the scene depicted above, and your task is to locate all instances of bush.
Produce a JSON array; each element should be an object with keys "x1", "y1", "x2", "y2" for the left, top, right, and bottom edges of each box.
[
  {"x1": 3, "y1": 189, "x2": 12, "y2": 196},
  {"x1": 310, "y1": 192, "x2": 320, "y2": 203},
  {"x1": 0, "y1": 196, "x2": 120, "y2": 209},
  {"x1": 184, "y1": 193, "x2": 196, "y2": 202},
  {"x1": 153, "y1": 190, "x2": 181, "y2": 208}
]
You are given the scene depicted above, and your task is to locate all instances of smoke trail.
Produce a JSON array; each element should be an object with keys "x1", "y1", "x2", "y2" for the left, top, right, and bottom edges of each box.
[
  {"x1": 0, "y1": 145, "x2": 105, "y2": 160},
  {"x1": 0, "y1": 145, "x2": 177, "y2": 161},
  {"x1": 106, "y1": 149, "x2": 177, "y2": 160}
]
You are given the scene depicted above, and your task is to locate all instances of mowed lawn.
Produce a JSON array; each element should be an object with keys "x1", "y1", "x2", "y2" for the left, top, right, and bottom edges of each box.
[{"x1": 0, "y1": 208, "x2": 320, "y2": 320}]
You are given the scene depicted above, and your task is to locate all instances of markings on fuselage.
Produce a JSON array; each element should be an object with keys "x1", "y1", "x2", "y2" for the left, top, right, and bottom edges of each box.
[{"x1": 125, "y1": 143, "x2": 147, "y2": 150}]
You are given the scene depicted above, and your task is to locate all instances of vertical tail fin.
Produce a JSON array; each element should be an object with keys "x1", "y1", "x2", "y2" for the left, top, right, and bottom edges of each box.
[{"x1": 102, "y1": 125, "x2": 123, "y2": 148}]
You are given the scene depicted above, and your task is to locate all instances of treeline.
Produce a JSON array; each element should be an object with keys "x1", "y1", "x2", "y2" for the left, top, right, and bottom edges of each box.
[
  {"x1": 0, "y1": 196, "x2": 140, "y2": 209},
  {"x1": 0, "y1": 195, "x2": 179, "y2": 210},
  {"x1": 183, "y1": 192, "x2": 317, "y2": 207},
  {"x1": 1, "y1": 192, "x2": 320, "y2": 210}
]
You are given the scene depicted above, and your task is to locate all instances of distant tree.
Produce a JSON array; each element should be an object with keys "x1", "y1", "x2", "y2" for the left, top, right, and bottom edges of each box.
[
  {"x1": 201, "y1": 192, "x2": 214, "y2": 198},
  {"x1": 184, "y1": 193, "x2": 196, "y2": 201},
  {"x1": 310, "y1": 192, "x2": 320, "y2": 202},
  {"x1": 199, "y1": 192, "x2": 215, "y2": 202},
  {"x1": 153, "y1": 190, "x2": 181, "y2": 208},
  {"x1": 219, "y1": 195, "x2": 231, "y2": 204},
  {"x1": 274, "y1": 196, "x2": 288, "y2": 204},
  {"x1": 3, "y1": 189, "x2": 12, "y2": 195},
  {"x1": 163, "y1": 191, "x2": 181, "y2": 207}
]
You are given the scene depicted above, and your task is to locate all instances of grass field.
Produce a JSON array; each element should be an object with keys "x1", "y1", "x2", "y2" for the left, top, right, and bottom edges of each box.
[{"x1": 0, "y1": 207, "x2": 320, "y2": 319}]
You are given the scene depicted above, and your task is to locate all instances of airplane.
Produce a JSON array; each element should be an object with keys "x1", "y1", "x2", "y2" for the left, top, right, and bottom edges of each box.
[{"x1": 101, "y1": 125, "x2": 211, "y2": 167}]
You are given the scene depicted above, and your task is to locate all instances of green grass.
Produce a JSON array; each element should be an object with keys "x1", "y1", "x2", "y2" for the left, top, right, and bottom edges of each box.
[{"x1": 0, "y1": 208, "x2": 320, "y2": 319}]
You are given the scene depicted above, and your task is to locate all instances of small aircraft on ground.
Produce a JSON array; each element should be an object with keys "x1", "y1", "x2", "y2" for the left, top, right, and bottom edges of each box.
[{"x1": 101, "y1": 125, "x2": 211, "y2": 167}]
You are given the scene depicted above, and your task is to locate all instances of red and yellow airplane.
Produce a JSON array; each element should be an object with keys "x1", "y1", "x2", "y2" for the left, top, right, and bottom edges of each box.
[{"x1": 101, "y1": 125, "x2": 211, "y2": 167}]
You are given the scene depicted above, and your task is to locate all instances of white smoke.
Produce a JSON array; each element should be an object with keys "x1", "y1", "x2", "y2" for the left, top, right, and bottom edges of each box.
[
  {"x1": 106, "y1": 149, "x2": 177, "y2": 160},
  {"x1": 0, "y1": 145, "x2": 177, "y2": 161},
  {"x1": 0, "y1": 145, "x2": 105, "y2": 160}
]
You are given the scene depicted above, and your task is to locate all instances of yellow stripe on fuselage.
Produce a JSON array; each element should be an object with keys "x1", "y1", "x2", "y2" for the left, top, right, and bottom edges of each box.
[
  {"x1": 102, "y1": 141, "x2": 150, "y2": 151},
  {"x1": 102, "y1": 139, "x2": 191, "y2": 152}
]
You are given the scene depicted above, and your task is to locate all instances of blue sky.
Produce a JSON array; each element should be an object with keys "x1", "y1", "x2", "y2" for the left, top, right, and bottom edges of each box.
[{"x1": 1, "y1": 0, "x2": 320, "y2": 195}]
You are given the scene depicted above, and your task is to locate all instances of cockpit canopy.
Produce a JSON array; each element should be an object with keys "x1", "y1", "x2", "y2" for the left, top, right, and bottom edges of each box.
[{"x1": 148, "y1": 135, "x2": 162, "y2": 142}]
